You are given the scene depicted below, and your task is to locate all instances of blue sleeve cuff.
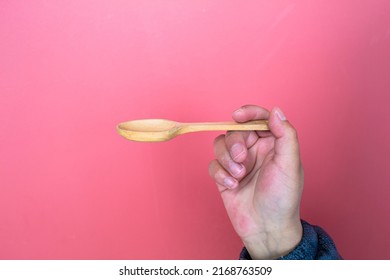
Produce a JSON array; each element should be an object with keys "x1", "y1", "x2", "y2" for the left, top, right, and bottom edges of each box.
[{"x1": 239, "y1": 220, "x2": 342, "y2": 260}]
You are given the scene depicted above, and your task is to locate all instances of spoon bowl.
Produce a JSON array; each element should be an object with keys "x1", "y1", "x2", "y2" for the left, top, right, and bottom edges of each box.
[
  {"x1": 117, "y1": 119, "x2": 181, "y2": 142},
  {"x1": 116, "y1": 118, "x2": 269, "y2": 142}
]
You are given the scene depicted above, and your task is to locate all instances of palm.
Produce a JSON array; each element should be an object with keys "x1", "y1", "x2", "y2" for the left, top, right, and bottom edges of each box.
[{"x1": 219, "y1": 136, "x2": 301, "y2": 239}]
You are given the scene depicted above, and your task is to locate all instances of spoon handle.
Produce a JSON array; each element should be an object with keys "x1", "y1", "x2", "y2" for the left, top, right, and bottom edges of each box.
[{"x1": 179, "y1": 120, "x2": 269, "y2": 134}]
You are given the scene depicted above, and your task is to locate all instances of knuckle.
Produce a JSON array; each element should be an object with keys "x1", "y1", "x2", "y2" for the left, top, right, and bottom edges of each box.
[
  {"x1": 209, "y1": 161, "x2": 227, "y2": 184},
  {"x1": 213, "y1": 134, "x2": 225, "y2": 145},
  {"x1": 241, "y1": 104, "x2": 255, "y2": 110},
  {"x1": 208, "y1": 160, "x2": 218, "y2": 177},
  {"x1": 219, "y1": 153, "x2": 231, "y2": 166},
  {"x1": 225, "y1": 131, "x2": 245, "y2": 145},
  {"x1": 213, "y1": 134, "x2": 225, "y2": 155},
  {"x1": 224, "y1": 131, "x2": 237, "y2": 142}
]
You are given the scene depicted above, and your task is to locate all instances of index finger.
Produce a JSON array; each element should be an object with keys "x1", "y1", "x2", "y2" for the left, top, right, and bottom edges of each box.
[
  {"x1": 225, "y1": 105, "x2": 271, "y2": 162},
  {"x1": 232, "y1": 105, "x2": 270, "y2": 123}
]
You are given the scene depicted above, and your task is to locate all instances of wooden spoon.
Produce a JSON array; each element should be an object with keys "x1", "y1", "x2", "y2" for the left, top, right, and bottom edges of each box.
[{"x1": 116, "y1": 119, "x2": 269, "y2": 142}]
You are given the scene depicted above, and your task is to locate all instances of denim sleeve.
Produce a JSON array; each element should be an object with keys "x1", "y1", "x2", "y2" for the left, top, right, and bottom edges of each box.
[{"x1": 239, "y1": 220, "x2": 342, "y2": 260}]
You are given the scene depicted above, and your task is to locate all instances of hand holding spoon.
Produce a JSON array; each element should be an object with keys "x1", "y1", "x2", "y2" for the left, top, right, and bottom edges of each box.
[{"x1": 116, "y1": 119, "x2": 269, "y2": 142}]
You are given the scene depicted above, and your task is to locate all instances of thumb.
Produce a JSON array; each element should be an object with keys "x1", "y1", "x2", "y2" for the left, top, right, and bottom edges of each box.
[{"x1": 268, "y1": 107, "x2": 300, "y2": 169}]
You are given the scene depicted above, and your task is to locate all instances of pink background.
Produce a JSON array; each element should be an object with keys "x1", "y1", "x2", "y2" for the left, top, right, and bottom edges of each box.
[{"x1": 1, "y1": 0, "x2": 389, "y2": 259}]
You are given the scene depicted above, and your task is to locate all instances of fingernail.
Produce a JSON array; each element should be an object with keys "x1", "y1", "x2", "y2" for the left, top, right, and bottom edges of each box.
[
  {"x1": 231, "y1": 144, "x2": 245, "y2": 161},
  {"x1": 229, "y1": 162, "x2": 245, "y2": 177},
  {"x1": 224, "y1": 177, "x2": 237, "y2": 189},
  {"x1": 275, "y1": 107, "x2": 287, "y2": 121}
]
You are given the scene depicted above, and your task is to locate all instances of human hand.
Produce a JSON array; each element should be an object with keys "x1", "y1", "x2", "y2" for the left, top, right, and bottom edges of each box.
[{"x1": 208, "y1": 105, "x2": 304, "y2": 259}]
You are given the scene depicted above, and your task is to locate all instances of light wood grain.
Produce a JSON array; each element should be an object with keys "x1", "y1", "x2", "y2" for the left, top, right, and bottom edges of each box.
[{"x1": 117, "y1": 119, "x2": 269, "y2": 142}]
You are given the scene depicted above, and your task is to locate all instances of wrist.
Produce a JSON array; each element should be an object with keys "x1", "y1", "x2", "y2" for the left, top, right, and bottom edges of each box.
[{"x1": 242, "y1": 220, "x2": 303, "y2": 260}]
